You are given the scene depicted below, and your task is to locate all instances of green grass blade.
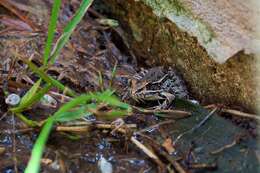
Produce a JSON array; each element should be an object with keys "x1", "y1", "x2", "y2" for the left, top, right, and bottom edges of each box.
[
  {"x1": 92, "y1": 90, "x2": 131, "y2": 111},
  {"x1": 11, "y1": 83, "x2": 52, "y2": 113},
  {"x1": 49, "y1": 0, "x2": 93, "y2": 65},
  {"x1": 15, "y1": 113, "x2": 39, "y2": 127},
  {"x1": 24, "y1": 116, "x2": 55, "y2": 173},
  {"x1": 56, "y1": 106, "x2": 86, "y2": 122},
  {"x1": 43, "y1": 0, "x2": 61, "y2": 66},
  {"x1": 19, "y1": 79, "x2": 42, "y2": 106},
  {"x1": 98, "y1": 71, "x2": 104, "y2": 91},
  {"x1": 109, "y1": 62, "x2": 117, "y2": 88},
  {"x1": 20, "y1": 58, "x2": 77, "y2": 97},
  {"x1": 24, "y1": 94, "x2": 92, "y2": 173},
  {"x1": 99, "y1": 109, "x2": 130, "y2": 120},
  {"x1": 25, "y1": 91, "x2": 132, "y2": 173},
  {"x1": 56, "y1": 104, "x2": 96, "y2": 122}
]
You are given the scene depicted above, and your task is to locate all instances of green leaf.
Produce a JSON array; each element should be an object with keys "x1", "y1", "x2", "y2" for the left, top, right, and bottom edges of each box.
[
  {"x1": 100, "y1": 109, "x2": 130, "y2": 120},
  {"x1": 109, "y1": 62, "x2": 118, "y2": 88},
  {"x1": 96, "y1": 18, "x2": 119, "y2": 27},
  {"x1": 25, "y1": 94, "x2": 93, "y2": 173},
  {"x1": 55, "y1": 104, "x2": 96, "y2": 122},
  {"x1": 92, "y1": 90, "x2": 131, "y2": 111},
  {"x1": 11, "y1": 83, "x2": 52, "y2": 113},
  {"x1": 43, "y1": 0, "x2": 61, "y2": 66},
  {"x1": 49, "y1": 0, "x2": 94, "y2": 65},
  {"x1": 24, "y1": 91, "x2": 132, "y2": 173},
  {"x1": 24, "y1": 116, "x2": 55, "y2": 173},
  {"x1": 19, "y1": 79, "x2": 42, "y2": 106}
]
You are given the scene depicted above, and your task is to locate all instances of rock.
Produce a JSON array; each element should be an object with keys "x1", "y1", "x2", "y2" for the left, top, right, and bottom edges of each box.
[{"x1": 99, "y1": 0, "x2": 259, "y2": 112}]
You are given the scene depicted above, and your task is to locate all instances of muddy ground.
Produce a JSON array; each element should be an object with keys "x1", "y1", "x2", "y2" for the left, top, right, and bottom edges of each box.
[{"x1": 0, "y1": 1, "x2": 258, "y2": 173}]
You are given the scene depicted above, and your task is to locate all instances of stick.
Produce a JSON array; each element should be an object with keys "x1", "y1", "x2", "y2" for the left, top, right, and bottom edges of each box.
[
  {"x1": 221, "y1": 108, "x2": 260, "y2": 121},
  {"x1": 139, "y1": 134, "x2": 187, "y2": 173},
  {"x1": 130, "y1": 136, "x2": 165, "y2": 172},
  {"x1": 210, "y1": 139, "x2": 237, "y2": 155}
]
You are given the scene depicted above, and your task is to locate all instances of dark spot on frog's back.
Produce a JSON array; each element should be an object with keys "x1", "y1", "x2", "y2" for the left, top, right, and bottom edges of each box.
[{"x1": 142, "y1": 66, "x2": 165, "y2": 81}]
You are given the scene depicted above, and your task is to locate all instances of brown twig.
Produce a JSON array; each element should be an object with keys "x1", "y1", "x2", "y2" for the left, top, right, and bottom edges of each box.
[
  {"x1": 135, "y1": 120, "x2": 175, "y2": 134},
  {"x1": 204, "y1": 104, "x2": 260, "y2": 121},
  {"x1": 210, "y1": 138, "x2": 238, "y2": 155},
  {"x1": 0, "y1": 0, "x2": 38, "y2": 31},
  {"x1": 189, "y1": 163, "x2": 217, "y2": 170},
  {"x1": 55, "y1": 123, "x2": 136, "y2": 133},
  {"x1": 221, "y1": 108, "x2": 260, "y2": 121},
  {"x1": 139, "y1": 134, "x2": 187, "y2": 173},
  {"x1": 130, "y1": 136, "x2": 166, "y2": 172},
  {"x1": 133, "y1": 106, "x2": 191, "y2": 119}
]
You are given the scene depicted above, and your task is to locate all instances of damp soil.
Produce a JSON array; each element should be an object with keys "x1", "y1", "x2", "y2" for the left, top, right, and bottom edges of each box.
[{"x1": 0, "y1": 1, "x2": 258, "y2": 173}]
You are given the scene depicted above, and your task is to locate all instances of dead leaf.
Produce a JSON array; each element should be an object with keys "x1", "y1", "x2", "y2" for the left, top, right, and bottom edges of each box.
[
  {"x1": 41, "y1": 158, "x2": 53, "y2": 165},
  {"x1": 162, "y1": 137, "x2": 175, "y2": 154}
]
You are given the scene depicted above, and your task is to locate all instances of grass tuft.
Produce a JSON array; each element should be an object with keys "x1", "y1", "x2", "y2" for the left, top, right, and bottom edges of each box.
[{"x1": 13, "y1": 1, "x2": 132, "y2": 173}]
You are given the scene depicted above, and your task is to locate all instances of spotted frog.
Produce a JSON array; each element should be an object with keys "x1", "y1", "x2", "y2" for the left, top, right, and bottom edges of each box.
[{"x1": 129, "y1": 67, "x2": 188, "y2": 109}]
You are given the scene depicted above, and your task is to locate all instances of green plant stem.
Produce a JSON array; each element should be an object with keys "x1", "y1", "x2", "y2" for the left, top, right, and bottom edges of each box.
[
  {"x1": 20, "y1": 58, "x2": 77, "y2": 97},
  {"x1": 15, "y1": 113, "x2": 39, "y2": 127},
  {"x1": 109, "y1": 61, "x2": 117, "y2": 88},
  {"x1": 11, "y1": 84, "x2": 52, "y2": 113},
  {"x1": 24, "y1": 116, "x2": 55, "y2": 173}
]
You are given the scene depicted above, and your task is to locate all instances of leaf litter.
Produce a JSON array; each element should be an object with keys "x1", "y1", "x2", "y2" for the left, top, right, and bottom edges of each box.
[{"x1": 0, "y1": 0, "x2": 258, "y2": 173}]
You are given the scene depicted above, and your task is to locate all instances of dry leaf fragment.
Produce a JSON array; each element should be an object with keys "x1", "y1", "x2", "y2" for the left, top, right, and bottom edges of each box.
[{"x1": 162, "y1": 137, "x2": 175, "y2": 154}]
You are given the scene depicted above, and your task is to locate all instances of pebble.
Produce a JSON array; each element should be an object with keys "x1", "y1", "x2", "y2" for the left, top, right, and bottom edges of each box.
[
  {"x1": 98, "y1": 156, "x2": 113, "y2": 173},
  {"x1": 5, "y1": 94, "x2": 20, "y2": 106},
  {"x1": 40, "y1": 94, "x2": 57, "y2": 108}
]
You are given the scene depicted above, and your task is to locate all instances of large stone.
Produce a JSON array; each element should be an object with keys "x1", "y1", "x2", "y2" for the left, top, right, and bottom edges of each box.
[{"x1": 101, "y1": 0, "x2": 258, "y2": 112}]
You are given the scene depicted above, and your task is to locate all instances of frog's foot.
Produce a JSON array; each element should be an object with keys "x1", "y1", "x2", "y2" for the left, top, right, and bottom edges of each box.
[
  {"x1": 160, "y1": 92, "x2": 175, "y2": 109},
  {"x1": 110, "y1": 118, "x2": 125, "y2": 134}
]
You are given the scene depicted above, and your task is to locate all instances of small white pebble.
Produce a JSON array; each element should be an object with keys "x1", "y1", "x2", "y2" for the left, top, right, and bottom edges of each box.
[
  {"x1": 40, "y1": 94, "x2": 57, "y2": 108},
  {"x1": 49, "y1": 160, "x2": 60, "y2": 170},
  {"x1": 98, "y1": 156, "x2": 113, "y2": 173},
  {"x1": 189, "y1": 99, "x2": 199, "y2": 105},
  {"x1": 5, "y1": 93, "x2": 20, "y2": 106}
]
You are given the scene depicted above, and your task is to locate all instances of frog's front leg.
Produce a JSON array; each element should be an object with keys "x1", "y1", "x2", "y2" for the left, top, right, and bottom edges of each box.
[{"x1": 156, "y1": 92, "x2": 175, "y2": 109}]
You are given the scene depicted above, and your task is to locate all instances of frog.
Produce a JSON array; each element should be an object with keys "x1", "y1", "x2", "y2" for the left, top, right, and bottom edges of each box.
[{"x1": 129, "y1": 66, "x2": 188, "y2": 109}]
